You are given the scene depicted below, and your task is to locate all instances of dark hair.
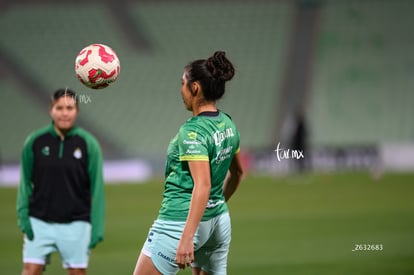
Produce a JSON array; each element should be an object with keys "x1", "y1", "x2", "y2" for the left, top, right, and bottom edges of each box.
[
  {"x1": 50, "y1": 88, "x2": 78, "y2": 107},
  {"x1": 185, "y1": 51, "x2": 235, "y2": 101}
]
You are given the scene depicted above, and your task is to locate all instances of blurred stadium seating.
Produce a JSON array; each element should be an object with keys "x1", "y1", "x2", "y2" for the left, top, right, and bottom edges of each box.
[
  {"x1": 0, "y1": 0, "x2": 291, "y2": 163},
  {"x1": 309, "y1": 0, "x2": 414, "y2": 146},
  {"x1": 1, "y1": 0, "x2": 413, "y2": 181}
]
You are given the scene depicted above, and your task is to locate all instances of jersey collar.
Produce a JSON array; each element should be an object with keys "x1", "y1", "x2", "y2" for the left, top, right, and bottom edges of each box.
[
  {"x1": 197, "y1": 110, "x2": 220, "y2": 117},
  {"x1": 48, "y1": 122, "x2": 77, "y2": 138}
]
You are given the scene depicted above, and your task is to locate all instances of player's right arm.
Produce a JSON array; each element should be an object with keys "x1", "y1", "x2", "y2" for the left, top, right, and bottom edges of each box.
[
  {"x1": 176, "y1": 160, "x2": 211, "y2": 269},
  {"x1": 16, "y1": 135, "x2": 35, "y2": 240},
  {"x1": 223, "y1": 152, "x2": 244, "y2": 202}
]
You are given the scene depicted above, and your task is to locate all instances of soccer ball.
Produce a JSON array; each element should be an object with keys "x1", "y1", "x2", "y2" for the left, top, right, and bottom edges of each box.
[{"x1": 75, "y1": 43, "x2": 120, "y2": 89}]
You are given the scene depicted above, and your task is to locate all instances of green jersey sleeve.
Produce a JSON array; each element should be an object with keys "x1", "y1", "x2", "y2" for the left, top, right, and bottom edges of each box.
[
  {"x1": 16, "y1": 135, "x2": 35, "y2": 240},
  {"x1": 178, "y1": 125, "x2": 209, "y2": 162},
  {"x1": 84, "y1": 131, "x2": 105, "y2": 249}
]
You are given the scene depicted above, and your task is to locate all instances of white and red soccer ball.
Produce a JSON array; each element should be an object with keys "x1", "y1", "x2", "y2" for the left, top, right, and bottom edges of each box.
[{"x1": 75, "y1": 44, "x2": 120, "y2": 89}]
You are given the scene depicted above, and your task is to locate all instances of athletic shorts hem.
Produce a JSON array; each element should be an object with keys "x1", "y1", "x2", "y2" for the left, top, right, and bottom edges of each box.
[
  {"x1": 141, "y1": 213, "x2": 231, "y2": 274},
  {"x1": 141, "y1": 248, "x2": 152, "y2": 258},
  {"x1": 23, "y1": 258, "x2": 46, "y2": 265},
  {"x1": 24, "y1": 217, "x2": 91, "y2": 268},
  {"x1": 62, "y1": 263, "x2": 88, "y2": 269}
]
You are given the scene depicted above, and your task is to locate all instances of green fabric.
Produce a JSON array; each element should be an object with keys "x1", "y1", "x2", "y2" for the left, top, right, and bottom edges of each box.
[
  {"x1": 77, "y1": 127, "x2": 106, "y2": 249},
  {"x1": 16, "y1": 123, "x2": 105, "y2": 248},
  {"x1": 158, "y1": 111, "x2": 240, "y2": 221},
  {"x1": 16, "y1": 126, "x2": 50, "y2": 240},
  {"x1": 17, "y1": 133, "x2": 35, "y2": 239}
]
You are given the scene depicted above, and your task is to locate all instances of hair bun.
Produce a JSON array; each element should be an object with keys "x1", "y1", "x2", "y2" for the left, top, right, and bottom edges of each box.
[{"x1": 206, "y1": 51, "x2": 235, "y2": 82}]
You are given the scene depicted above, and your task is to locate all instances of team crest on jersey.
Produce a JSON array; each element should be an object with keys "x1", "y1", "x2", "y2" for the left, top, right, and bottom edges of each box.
[
  {"x1": 187, "y1": 132, "x2": 197, "y2": 140},
  {"x1": 73, "y1": 147, "x2": 82, "y2": 159},
  {"x1": 41, "y1": 146, "x2": 50, "y2": 156}
]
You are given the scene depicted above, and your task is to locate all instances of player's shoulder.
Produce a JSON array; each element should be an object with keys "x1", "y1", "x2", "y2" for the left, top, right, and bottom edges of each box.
[
  {"x1": 219, "y1": 111, "x2": 239, "y2": 127},
  {"x1": 23, "y1": 124, "x2": 52, "y2": 147},
  {"x1": 72, "y1": 127, "x2": 101, "y2": 147},
  {"x1": 181, "y1": 115, "x2": 204, "y2": 129},
  {"x1": 220, "y1": 110, "x2": 233, "y2": 120},
  {"x1": 73, "y1": 126, "x2": 94, "y2": 138},
  {"x1": 182, "y1": 111, "x2": 236, "y2": 132},
  {"x1": 180, "y1": 115, "x2": 211, "y2": 134},
  {"x1": 179, "y1": 119, "x2": 199, "y2": 136}
]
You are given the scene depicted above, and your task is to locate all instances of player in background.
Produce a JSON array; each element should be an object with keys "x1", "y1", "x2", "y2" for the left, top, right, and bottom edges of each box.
[
  {"x1": 17, "y1": 88, "x2": 105, "y2": 275},
  {"x1": 133, "y1": 51, "x2": 244, "y2": 275}
]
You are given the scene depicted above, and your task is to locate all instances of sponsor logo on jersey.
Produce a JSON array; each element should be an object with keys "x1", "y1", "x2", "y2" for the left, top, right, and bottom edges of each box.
[
  {"x1": 217, "y1": 122, "x2": 225, "y2": 128},
  {"x1": 41, "y1": 146, "x2": 50, "y2": 156},
  {"x1": 214, "y1": 146, "x2": 234, "y2": 164},
  {"x1": 206, "y1": 199, "x2": 225, "y2": 208},
  {"x1": 183, "y1": 140, "x2": 201, "y2": 145},
  {"x1": 213, "y1": 128, "x2": 234, "y2": 146},
  {"x1": 186, "y1": 149, "x2": 201, "y2": 154},
  {"x1": 187, "y1": 132, "x2": 197, "y2": 140}
]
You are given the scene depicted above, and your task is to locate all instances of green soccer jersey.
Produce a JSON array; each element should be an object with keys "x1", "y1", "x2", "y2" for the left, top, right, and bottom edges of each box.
[{"x1": 158, "y1": 111, "x2": 240, "y2": 222}]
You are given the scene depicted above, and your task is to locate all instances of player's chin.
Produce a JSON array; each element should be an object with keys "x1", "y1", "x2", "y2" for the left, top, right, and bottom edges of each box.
[
  {"x1": 56, "y1": 121, "x2": 75, "y2": 131},
  {"x1": 183, "y1": 103, "x2": 192, "y2": 112}
]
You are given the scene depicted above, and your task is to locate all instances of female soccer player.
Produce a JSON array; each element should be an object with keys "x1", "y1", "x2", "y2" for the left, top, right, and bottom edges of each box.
[
  {"x1": 133, "y1": 51, "x2": 244, "y2": 275},
  {"x1": 17, "y1": 88, "x2": 105, "y2": 275}
]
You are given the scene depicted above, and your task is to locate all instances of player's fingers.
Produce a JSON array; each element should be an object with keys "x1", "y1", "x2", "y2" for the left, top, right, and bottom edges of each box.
[
  {"x1": 185, "y1": 255, "x2": 193, "y2": 268},
  {"x1": 176, "y1": 255, "x2": 185, "y2": 269},
  {"x1": 176, "y1": 254, "x2": 193, "y2": 269}
]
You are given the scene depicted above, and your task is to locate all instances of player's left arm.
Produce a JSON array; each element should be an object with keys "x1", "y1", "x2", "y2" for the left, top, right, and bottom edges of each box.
[
  {"x1": 87, "y1": 135, "x2": 105, "y2": 249},
  {"x1": 223, "y1": 150, "x2": 244, "y2": 202}
]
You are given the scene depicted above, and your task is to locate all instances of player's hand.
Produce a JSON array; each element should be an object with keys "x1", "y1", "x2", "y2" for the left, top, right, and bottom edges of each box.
[
  {"x1": 20, "y1": 219, "x2": 34, "y2": 240},
  {"x1": 175, "y1": 236, "x2": 194, "y2": 270},
  {"x1": 24, "y1": 227, "x2": 34, "y2": 241},
  {"x1": 89, "y1": 235, "x2": 103, "y2": 249}
]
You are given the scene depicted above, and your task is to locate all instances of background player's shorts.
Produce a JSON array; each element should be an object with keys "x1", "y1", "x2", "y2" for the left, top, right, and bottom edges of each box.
[
  {"x1": 141, "y1": 212, "x2": 231, "y2": 275},
  {"x1": 23, "y1": 217, "x2": 91, "y2": 269}
]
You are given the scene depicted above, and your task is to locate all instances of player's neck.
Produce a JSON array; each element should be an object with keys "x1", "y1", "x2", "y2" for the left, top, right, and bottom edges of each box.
[
  {"x1": 53, "y1": 125, "x2": 70, "y2": 140},
  {"x1": 192, "y1": 103, "x2": 217, "y2": 116}
]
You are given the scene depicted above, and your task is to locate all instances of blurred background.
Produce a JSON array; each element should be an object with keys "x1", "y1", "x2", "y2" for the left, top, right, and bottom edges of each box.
[
  {"x1": 1, "y1": 1, "x2": 414, "y2": 274},
  {"x1": 1, "y1": 0, "x2": 414, "y2": 183}
]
